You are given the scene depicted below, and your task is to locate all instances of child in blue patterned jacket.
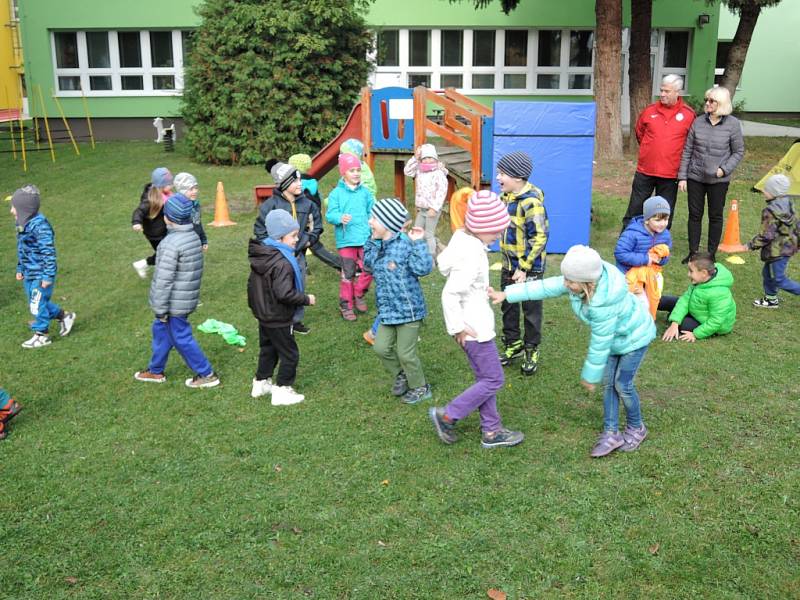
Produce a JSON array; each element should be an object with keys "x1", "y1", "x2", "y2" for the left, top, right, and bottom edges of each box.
[
  {"x1": 10, "y1": 185, "x2": 76, "y2": 348},
  {"x1": 364, "y1": 198, "x2": 434, "y2": 404}
]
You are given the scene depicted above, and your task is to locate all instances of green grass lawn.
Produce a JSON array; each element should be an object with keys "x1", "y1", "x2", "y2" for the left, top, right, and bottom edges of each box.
[{"x1": 1, "y1": 138, "x2": 798, "y2": 599}]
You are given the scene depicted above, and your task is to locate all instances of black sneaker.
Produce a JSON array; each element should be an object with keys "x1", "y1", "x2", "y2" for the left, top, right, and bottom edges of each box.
[
  {"x1": 402, "y1": 384, "x2": 432, "y2": 405},
  {"x1": 429, "y1": 407, "x2": 457, "y2": 444},
  {"x1": 753, "y1": 296, "x2": 779, "y2": 308},
  {"x1": 520, "y1": 347, "x2": 539, "y2": 376},
  {"x1": 500, "y1": 339, "x2": 524, "y2": 367},
  {"x1": 481, "y1": 428, "x2": 525, "y2": 448},
  {"x1": 293, "y1": 322, "x2": 310, "y2": 335},
  {"x1": 391, "y1": 372, "x2": 409, "y2": 396}
]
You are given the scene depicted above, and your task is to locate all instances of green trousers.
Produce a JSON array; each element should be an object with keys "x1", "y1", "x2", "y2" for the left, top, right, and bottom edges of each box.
[{"x1": 373, "y1": 320, "x2": 426, "y2": 389}]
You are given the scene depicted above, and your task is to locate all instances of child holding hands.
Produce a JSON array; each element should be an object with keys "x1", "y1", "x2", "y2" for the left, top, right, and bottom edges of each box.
[
  {"x1": 490, "y1": 245, "x2": 655, "y2": 458},
  {"x1": 429, "y1": 190, "x2": 525, "y2": 449},
  {"x1": 364, "y1": 199, "x2": 433, "y2": 404},
  {"x1": 404, "y1": 144, "x2": 449, "y2": 256}
]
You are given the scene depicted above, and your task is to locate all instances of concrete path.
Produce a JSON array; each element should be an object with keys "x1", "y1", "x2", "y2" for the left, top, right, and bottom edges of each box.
[{"x1": 740, "y1": 120, "x2": 800, "y2": 137}]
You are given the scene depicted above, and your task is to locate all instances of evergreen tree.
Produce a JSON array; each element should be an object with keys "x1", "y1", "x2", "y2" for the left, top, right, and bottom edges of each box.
[{"x1": 182, "y1": 0, "x2": 373, "y2": 165}]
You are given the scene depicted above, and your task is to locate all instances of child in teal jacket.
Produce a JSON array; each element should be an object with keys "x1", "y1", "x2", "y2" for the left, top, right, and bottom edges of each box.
[{"x1": 490, "y1": 245, "x2": 656, "y2": 458}]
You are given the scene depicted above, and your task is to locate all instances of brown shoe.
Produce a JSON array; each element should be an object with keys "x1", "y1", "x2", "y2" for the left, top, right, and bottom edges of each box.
[
  {"x1": 354, "y1": 295, "x2": 368, "y2": 313},
  {"x1": 134, "y1": 370, "x2": 166, "y2": 383}
]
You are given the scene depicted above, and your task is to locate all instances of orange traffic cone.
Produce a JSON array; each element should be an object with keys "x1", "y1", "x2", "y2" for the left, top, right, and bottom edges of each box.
[
  {"x1": 718, "y1": 198, "x2": 741, "y2": 253},
  {"x1": 209, "y1": 181, "x2": 236, "y2": 227}
]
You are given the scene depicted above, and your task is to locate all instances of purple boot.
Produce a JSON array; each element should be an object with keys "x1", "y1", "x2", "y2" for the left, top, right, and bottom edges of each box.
[{"x1": 590, "y1": 431, "x2": 624, "y2": 458}]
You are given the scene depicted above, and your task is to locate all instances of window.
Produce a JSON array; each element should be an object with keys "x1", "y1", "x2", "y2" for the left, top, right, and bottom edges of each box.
[
  {"x1": 648, "y1": 29, "x2": 691, "y2": 95},
  {"x1": 715, "y1": 41, "x2": 731, "y2": 86},
  {"x1": 408, "y1": 73, "x2": 431, "y2": 88},
  {"x1": 409, "y1": 30, "x2": 430, "y2": 67},
  {"x1": 441, "y1": 30, "x2": 463, "y2": 67},
  {"x1": 472, "y1": 30, "x2": 495, "y2": 67},
  {"x1": 504, "y1": 30, "x2": 527, "y2": 67},
  {"x1": 377, "y1": 30, "x2": 399, "y2": 67},
  {"x1": 663, "y1": 31, "x2": 689, "y2": 69},
  {"x1": 52, "y1": 30, "x2": 188, "y2": 96},
  {"x1": 537, "y1": 31, "x2": 560, "y2": 67}
]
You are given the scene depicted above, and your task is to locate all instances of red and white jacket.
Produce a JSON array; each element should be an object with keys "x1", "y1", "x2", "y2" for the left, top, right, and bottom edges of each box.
[{"x1": 634, "y1": 98, "x2": 696, "y2": 179}]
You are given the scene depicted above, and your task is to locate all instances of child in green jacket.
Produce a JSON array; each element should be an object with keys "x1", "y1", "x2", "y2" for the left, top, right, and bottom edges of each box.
[{"x1": 660, "y1": 252, "x2": 736, "y2": 342}]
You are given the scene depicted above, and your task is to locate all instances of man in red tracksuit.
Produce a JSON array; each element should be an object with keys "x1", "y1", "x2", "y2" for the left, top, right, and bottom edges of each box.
[{"x1": 622, "y1": 74, "x2": 696, "y2": 231}]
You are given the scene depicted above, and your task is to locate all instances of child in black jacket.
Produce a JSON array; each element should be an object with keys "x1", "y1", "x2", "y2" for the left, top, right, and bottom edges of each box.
[
  {"x1": 131, "y1": 167, "x2": 173, "y2": 278},
  {"x1": 248, "y1": 209, "x2": 316, "y2": 406}
]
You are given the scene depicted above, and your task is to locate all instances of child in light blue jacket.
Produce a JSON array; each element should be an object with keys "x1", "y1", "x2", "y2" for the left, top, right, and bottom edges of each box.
[{"x1": 490, "y1": 245, "x2": 656, "y2": 458}]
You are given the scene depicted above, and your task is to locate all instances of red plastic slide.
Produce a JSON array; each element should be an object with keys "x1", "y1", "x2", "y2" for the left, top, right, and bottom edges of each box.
[{"x1": 254, "y1": 103, "x2": 363, "y2": 204}]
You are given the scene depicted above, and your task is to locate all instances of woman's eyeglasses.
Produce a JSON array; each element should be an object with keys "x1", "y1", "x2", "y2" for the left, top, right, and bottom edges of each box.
[{"x1": 704, "y1": 98, "x2": 718, "y2": 104}]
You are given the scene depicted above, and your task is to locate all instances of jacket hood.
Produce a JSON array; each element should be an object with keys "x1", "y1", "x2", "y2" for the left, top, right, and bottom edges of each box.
[
  {"x1": 591, "y1": 262, "x2": 630, "y2": 307},
  {"x1": 248, "y1": 238, "x2": 285, "y2": 275},
  {"x1": 766, "y1": 196, "x2": 796, "y2": 226},
  {"x1": 436, "y1": 229, "x2": 479, "y2": 277},
  {"x1": 301, "y1": 177, "x2": 319, "y2": 196},
  {"x1": 336, "y1": 177, "x2": 362, "y2": 193},
  {"x1": 697, "y1": 262, "x2": 734, "y2": 290},
  {"x1": 11, "y1": 184, "x2": 41, "y2": 228}
]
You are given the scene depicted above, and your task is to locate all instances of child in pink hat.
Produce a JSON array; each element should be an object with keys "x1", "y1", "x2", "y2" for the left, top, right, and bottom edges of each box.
[
  {"x1": 325, "y1": 153, "x2": 376, "y2": 320},
  {"x1": 428, "y1": 190, "x2": 525, "y2": 449}
]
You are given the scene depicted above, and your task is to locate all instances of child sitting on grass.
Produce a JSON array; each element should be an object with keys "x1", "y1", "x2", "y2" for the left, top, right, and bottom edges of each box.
[
  {"x1": 661, "y1": 252, "x2": 736, "y2": 342},
  {"x1": 134, "y1": 195, "x2": 219, "y2": 388},
  {"x1": 490, "y1": 245, "x2": 656, "y2": 458},
  {"x1": 730, "y1": 173, "x2": 799, "y2": 308},
  {"x1": 0, "y1": 388, "x2": 22, "y2": 441},
  {"x1": 10, "y1": 185, "x2": 76, "y2": 349},
  {"x1": 248, "y1": 209, "x2": 316, "y2": 406},
  {"x1": 429, "y1": 190, "x2": 525, "y2": 449},
  {"x1": 404, "y1": 143, "x2": 449, "y2": 256},
  {"x1": 364, "y1": 198, "x2": 433, "y2": 405},
  {"x1": 131, "y1": 167, "x2": 173, "y2": 279}
]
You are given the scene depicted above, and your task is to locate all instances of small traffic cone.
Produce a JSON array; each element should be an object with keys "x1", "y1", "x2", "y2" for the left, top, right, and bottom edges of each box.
[
  {"x1": 209, "y1": 181, "x2": 236, "y2": 227},
  {"x1": 718, "y1": 198, "x2": 741, "y2": 253}
]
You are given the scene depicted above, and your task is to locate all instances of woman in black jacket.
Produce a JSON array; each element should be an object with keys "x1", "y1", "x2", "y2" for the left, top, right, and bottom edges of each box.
[{"x1": 131, "y1": 167, "x2": 173, "y2": 278}]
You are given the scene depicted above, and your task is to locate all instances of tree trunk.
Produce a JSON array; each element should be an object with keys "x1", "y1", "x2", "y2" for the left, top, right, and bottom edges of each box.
[
  {"x1": 627, "y1": 0, "x2": 653, "y2": 153},
  {"x1": 594, "y1": 0, "x2": 624, "y2": 161},
  {"x1": 720, "y1": 2, "x2": 761, "y2": 99}
]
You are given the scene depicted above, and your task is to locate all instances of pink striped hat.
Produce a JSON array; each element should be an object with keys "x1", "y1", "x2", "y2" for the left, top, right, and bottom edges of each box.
[{"x1": 465, "y1": 190, "x2": 510, "y2": 234}]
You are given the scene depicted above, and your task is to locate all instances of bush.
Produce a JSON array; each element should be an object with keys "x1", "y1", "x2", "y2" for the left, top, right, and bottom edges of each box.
[{"x1": 182, "y1": 0, "x2": 373, "y2": 165}]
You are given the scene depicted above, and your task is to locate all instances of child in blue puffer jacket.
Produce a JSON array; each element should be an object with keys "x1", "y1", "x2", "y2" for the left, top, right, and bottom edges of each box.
[
  {"x1": 364, "y1": 199, "x2": 433, "y2": 404},
  {"x1": 614, "y1": 195, "x2": 673, "y2": 273},
  {"x1": 10, "y1": 185, "x2": 76, "y2": 349},
  {"x1": 490, "y1": 245, "x2": 656, "y2": 458}
]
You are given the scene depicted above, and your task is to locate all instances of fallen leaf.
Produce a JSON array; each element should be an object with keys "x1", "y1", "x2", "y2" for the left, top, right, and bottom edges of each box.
[
  {"x1": 381, "y1": 479, "x2": 390, "y2": 486},
  {"x1": 487, "y1": 589, "x2": 506, "y2": 600},
  {"x1": 292, "y1": 527, "x2": 302, "y2": 535},
  {"x1": 274, "y1": 465, "x2": 282, "y2": 472},
  {"x1": 238, "y1": 347, "x2": 246, "y2": 353},
  {"x1": 648, "y1": 543, "x2": 660, "y2": 555},
  {"x1": 377, "y1": 540, "x2": 387, "y2": 547},
  {"x1": 65, "y1": 577, "x2": 78, "y2": 585}
]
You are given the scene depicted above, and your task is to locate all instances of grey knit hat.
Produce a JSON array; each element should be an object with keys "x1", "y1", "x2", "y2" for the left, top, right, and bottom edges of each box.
[
  {"x1": 11, "y1": 184, "x2": 41, "y2": 228},
  {"x1": 371, "y1": 198, "x2": 410, "y2": 233},
  {"x1": 173, "y1": 172, "x2": 198, "y2": 195},
  {"x1": 643, "y1": 195, "x2": 671, "y2": 221},
  {"x1": 270, "y1": 162, "x2": 300, "y2": 192},
  {"x1": 497, "y1": 151, "x2": 532, "y2": 180},
  {"x1": 560, "y1": 245, "x2": 603, "y2": 283},
  {"x1": 763, "y1": 174, "x2": 791, "y2": 198},
  {"x1": 266, "y1": 209, "x2": 300, "y2": 240}
]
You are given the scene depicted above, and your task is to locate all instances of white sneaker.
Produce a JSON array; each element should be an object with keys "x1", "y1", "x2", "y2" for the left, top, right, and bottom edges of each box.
[
  {"x1": 251, "y1": 377, "x2": 273, "y2": 398},
  {"x1": 22, "y1": 333, "x2": 51, "y2": 349},
  {"x1": 59, "y1": 311, "x2": 76, "y2": 337},
  {"x1": 132, "y1": 259, "x2": 149, "y2": 279},
  {"x1": 270, "y1": 385, "x2": 304, "y2": 406}
]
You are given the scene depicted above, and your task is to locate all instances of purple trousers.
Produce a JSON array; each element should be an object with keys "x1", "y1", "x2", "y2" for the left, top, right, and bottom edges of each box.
[{"x1": 445, "y1": 340, "x2": 504, "y2": 432}]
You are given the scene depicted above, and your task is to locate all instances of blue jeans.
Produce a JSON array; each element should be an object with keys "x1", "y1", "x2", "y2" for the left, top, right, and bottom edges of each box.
[
  {"x1": 762, "y1": 257, "x2": 800, "y2": 297},
  {"x1": 147, "y1": 316, "x2": 213, "y2": 377},
  {"x1": 24, "y1": 278, "x2": 62, "y2": 333},
  {"x1": 602, "y1": 345, "x2": 648, "y2": 432}
]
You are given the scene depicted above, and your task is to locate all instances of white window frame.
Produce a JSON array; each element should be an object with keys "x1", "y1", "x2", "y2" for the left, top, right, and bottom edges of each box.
[
  {"x1": 652, "y1": 29, "x2": 691, "y2": 96},
  {"x1": 51, "y1": 29, "x2": 186, "y2": 97}
]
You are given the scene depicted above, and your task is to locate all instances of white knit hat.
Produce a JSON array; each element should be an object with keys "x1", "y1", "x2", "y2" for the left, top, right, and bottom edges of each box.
[
  {"x1": 419, "y1": 144, "x2": 438, "y2": 160},
  {"x1": 560, "y1": 245, "x2": 603, "y2": 282}
]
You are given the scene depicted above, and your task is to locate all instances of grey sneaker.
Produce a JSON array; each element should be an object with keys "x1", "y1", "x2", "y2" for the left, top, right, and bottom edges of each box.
[
  {"x1": 59, "y1": 311, "x2": 76, "y2": 337},
  {"x1": 620, "y1": 424, "x2": 648, "y2": 452},
  {"x1": 21, "y1": 333, "x2": 51, "y2": 349},
  {"x1": 481, "y1": 428, "x2": 525, "y2": 448},
  {"x1": 402, "y1": 384, "x2": 432, "y2": 405},
  {"x1": 185, "y1": 372, "x2": 220, "y2": 388},
  {"x1": 753, "y1": 296, "x2": 779, "y2": 308},
  {"x1": 391, "y1": 372, "x2": 409, "y2": 396},
  {"x1": 590, "y1": 431, "x2": 624, "y2": 458},
  {"x1": 429, "y1": 406, "x2": 457, "y2": 444}
]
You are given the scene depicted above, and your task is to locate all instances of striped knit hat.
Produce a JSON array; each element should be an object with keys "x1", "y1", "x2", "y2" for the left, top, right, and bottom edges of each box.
[
  {"x1": 497, "y1": 151, "x2": 533, "y2": 180},
  {"x1": 465, "y1": 190, "x2": 510, "y2": 234},
  {"x1": 164, "y1": 194, "x2": 193, "y2": 225},
  {"x1": 271, "y1": 162, "x2": 300, "y2": 192},
  {"x1": 371, "y1": 198, "x2": 409, "y2": 233}
]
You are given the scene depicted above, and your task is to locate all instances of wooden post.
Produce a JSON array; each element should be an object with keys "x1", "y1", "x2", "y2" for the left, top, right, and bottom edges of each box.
[
  {"x1": 360, "y1": 87, "x2": 374, "y2": 170},
  {"x1": 394, "y1": 158, "x2": 406, "y2": 204},
  {"x1": 413, "y1": 86, "x2": 427, "y2": 151},
  {"x1": 470, "y1": 116, "x2": 481, "y2": 189}
]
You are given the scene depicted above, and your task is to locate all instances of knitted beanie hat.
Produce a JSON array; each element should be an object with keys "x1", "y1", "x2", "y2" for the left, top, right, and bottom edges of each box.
[
  {"x1": 164, "y1": 194, "x2": 193, "y2": 225},
  {"x1": 465, "y1": 190, "x2": 510, "y2": 234},
  {"x1": 643, "y1": 195, "x2": 671, "y2": 220},
  {"x1": 763, "y1": 173, "x2": 791, "y2": 198},
  {"x1": 371, "y1": 198, "x2": 410, "y2": 234},
  {"x1": 340, "y1": 138, "x2": 364, "y2": 158},
  {"x1": 270, "y1": 162, "x2": 300, "y2": 192},
  {"x1": 288, "y1": 153, "x2": 313, "y2": 174},
  {"x1": 151, "y1": 167, "x2": 173, "y2": 188},
  {"x1": 560, "y1": 245, "x2": 603, "y2": 283},
  {"x1": 10, "y1": 184, "x2": 40, "y2": 228},
  {"x1": 173, "y1": 172, "x2": 198, "y2": 195},
  {"x1": 497, "y1": 151, "x2": 533, "y2": 180},
  {"x1": 265, "y1": 209, "x2": 300, "y2": 240},
  {"x1": 338, "y1": 153, "x2": 361, "y2": 175},
  {"x1": 419, "y1": 144, "x2": 438, "y2": 160}
]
